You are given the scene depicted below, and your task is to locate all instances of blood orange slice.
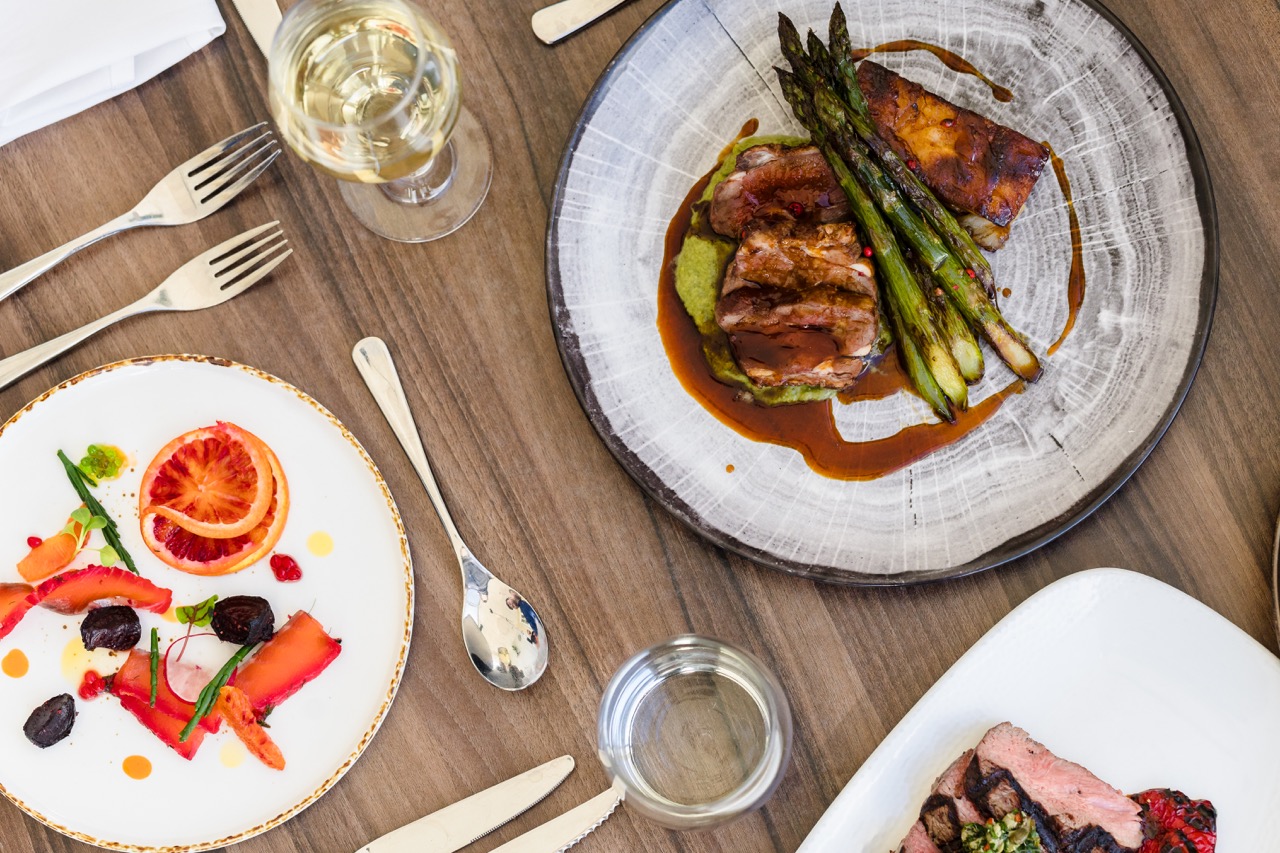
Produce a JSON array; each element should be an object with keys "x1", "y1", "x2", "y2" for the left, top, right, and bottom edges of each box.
[
  {"x1": 139, "y1": 423, "x2": 273, "y2": 540},
  {"x1": 141, "y1": 433, "x2": 289, "y2": 576}
]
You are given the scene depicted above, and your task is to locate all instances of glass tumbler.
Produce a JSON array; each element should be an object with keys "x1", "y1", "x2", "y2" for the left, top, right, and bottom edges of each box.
[{"x1": 597, "y1": 635, "x2": 792, "y2": 829}]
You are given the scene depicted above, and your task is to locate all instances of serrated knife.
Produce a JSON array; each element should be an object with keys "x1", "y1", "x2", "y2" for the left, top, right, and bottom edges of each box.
[
  {"x1": 486, "y1": 781, "x2": 624, "y2": 853},
  {"x1": 354, "y1": 756, "x2": 575, "y2": 853},
  {"x1": 228, "y1": 0, "x2": 282, "y2": 56}
]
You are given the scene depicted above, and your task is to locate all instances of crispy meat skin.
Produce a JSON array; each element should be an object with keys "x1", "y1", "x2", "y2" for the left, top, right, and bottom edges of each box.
[
  {"x1": 965, "y1": 723, "x2": 1144, "y2": 852},
  {"x1": 710, "y1": 144, "x2": 850, "y2": 237},
  {"x1": 715, "y1": 220, "x2": 877, "y2": 389},
  {"x1": 857, "y1": 60, "x2": 1049, "y2": 229}
]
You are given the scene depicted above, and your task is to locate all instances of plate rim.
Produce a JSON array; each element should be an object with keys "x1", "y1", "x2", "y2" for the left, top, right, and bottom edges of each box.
[
  {"x1": 0, "y1": 353, "x2": 415, "y2": 852},
  {"x1": 543, "y1": 0, "x2": 1220, "y2": 586}
]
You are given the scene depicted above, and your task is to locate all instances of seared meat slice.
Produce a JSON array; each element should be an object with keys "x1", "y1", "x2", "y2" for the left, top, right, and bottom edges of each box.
[
  {"x1": 857, "y1": 60, "x2": 1048, "y2": 239},
  {"x1": 965, "y1": 723, "x2": 1144, "y2": 851},
  {"x1": 710, "y1": 144, "x2": 850, "y2": 237},
  {"x1": 715, "y1": 220, "x2": 877, "y2": 389},
  {"x1": 897, "y1": 750, "x2": 985, "y2": 853}
]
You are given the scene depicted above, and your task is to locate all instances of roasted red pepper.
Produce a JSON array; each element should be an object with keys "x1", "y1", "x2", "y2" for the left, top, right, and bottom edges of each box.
[{"x1": 1133, "y1": 789, "x2": 1216, "y2": 853}]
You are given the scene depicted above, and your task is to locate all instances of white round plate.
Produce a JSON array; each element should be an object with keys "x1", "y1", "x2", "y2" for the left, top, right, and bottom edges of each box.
[
  {"x1": 547, "y1": 0, "x2": 1216, "y2": 583},
  {"x1": 0, "y1": 356, "x2": 413, "y2": 850}
]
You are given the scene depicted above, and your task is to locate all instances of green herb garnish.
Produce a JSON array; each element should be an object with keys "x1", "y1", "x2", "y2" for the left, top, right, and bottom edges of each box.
[
  {"x1": 149, "y1": 628, "x2": 160, "y2": 708},
  {"x1": 177, "y1": 595, "x2": 219, "y2": 628},
  {"x1": 77, "y1": 444, "x2": 126, "y2": 482},
  {"x1": 57, "y1": 450, "x2": 138, "y2": 575},
  {"x1": 961, "y1": 812, "x2": 1042, "y2": 853},
  {"x1": 179, "y1": 643, "x2": 256, "y2": 742}
]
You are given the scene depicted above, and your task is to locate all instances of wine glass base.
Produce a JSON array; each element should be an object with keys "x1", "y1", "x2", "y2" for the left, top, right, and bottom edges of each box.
[{"x1": 338, "y1": 107, "x2": 493, "y2": 243}]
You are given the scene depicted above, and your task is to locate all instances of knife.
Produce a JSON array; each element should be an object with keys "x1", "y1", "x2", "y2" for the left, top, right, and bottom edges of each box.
[
  {"x1": 487, "y1": 781, "x2": 624, "y2": 853},
  {"x1": 354, "y1": 755, "x2": 575, "y2": 853},
  {"x1": 531, "y1": 0, "x2": 633, "y2": 45},
  {"x1": 228, "y1": 0, "x2": 283, "y2": 57}
]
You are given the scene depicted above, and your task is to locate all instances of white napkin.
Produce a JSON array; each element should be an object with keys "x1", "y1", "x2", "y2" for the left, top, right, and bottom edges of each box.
[{"x1": 0, "y1": 0, "x2": 226, "y2": 147}]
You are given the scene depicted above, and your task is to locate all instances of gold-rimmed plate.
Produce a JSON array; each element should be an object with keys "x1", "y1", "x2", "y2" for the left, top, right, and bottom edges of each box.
[{"x1": 0, "y1": 355, "x2": 413, "y2": 850}]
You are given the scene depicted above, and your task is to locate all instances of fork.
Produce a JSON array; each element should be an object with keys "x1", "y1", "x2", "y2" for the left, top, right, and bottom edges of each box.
[
  {"x1": 0, "y1": 222, "x2": 291, "y2": 392},
  {"x1": 0, "y1": 122, "x2": 280, "y2": 303}
]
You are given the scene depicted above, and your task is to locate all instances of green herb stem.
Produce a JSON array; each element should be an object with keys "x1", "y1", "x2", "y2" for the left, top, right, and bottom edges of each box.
[
  {"x1": 57, "y1": 450, "x2": 139, "y2": 575},
  {"x1": 149, "y1": 628, "x2": 159, "y2": 708},
  {"x1": 179, "y1": 643, "x2": 256, "y2": 742}
]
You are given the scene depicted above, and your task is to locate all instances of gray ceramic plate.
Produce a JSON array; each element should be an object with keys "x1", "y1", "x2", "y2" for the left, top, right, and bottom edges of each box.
[{"x1": 547, "y1": 0, "x2": 1216, "y2": 584}]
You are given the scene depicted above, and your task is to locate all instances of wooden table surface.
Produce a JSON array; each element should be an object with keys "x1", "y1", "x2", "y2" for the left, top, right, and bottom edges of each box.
[{"x1": 1, "y1": 0, "x2": 1277, "y2": 850}]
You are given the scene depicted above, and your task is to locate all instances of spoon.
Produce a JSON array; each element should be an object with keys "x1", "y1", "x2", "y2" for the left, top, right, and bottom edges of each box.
[
  {"x1": 353, "y1": 337, "x2": 549, "y2": 691},
  {"x1": 1271, "y1": 510, "x2": 1280, "y2": 649}
]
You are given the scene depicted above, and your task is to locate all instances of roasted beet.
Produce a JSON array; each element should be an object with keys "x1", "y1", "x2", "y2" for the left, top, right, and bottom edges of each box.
[
  {"x1": 24, "y1": 693, "x2": 76, "y2": 747},
  {"x1": 80, "y1": 605, "x2": 141, "y2": 651},
  {"x1": 212, "y1": 596, "x2": 275, "y2": 645}
]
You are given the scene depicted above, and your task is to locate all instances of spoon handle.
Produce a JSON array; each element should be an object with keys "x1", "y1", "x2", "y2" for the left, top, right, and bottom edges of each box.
[{"x1": 352, "y1": 336, "x2": 469, "y2": 559}]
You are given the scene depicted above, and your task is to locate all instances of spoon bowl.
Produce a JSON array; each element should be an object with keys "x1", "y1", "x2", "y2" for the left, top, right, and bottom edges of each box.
[{"x1": 353, "y1": 336, "x2": 549, "y2": 691}]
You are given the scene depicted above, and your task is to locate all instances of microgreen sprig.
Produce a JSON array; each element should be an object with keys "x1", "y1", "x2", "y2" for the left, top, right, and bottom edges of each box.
[
  {"x1": 179, "y1": 643, "x2": 257, "y2": 742},
  {"x1": 149, "y1": 628, "x2": 160, "y2": 708},
  {"x1": 177, "y1": 595, "x2": 218, "y2": 628},
  {"x1": 61, "y1": 506, "x2": 119, "y2": 567},
  {"x1": 57, "y1": 450, "x2": 138, "y2": 575}
]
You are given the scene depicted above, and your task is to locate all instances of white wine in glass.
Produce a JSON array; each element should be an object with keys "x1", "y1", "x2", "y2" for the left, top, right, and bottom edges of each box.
[{"x1": 269, "y1": 0, "x2": 492, "y2": 242}]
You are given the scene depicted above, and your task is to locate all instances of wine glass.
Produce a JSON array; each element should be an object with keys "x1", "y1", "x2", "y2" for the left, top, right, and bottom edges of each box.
[{"x1": 268, "y1": 0, "x2": 492, "y2": 242}]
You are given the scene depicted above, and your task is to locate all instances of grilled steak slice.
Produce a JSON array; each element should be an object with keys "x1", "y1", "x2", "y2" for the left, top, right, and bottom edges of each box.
[
  {"x1": 710, "y1": 144, "x2": 850, "y2": 237},
  {"x1": 857, "y1": 60, "x2": 1049, "y2": 237},
  {"x1": 716, "y1": 220, "x2": 877, "y2": 389},
  {"x1": 965, "y1": 723, "x2": 1143, "y2": 852},
  {"x1": 898, "y1": 750, "x2": 986, "y2": 853}
]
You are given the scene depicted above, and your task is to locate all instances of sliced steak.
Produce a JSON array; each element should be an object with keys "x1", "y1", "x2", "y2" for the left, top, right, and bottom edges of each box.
[
  {"x1": 965, "y1": 723, "x2": 1144, "y2": 852},
  {"x1": 898, "y1": 750, "x2": 985, "y2": 853},
  {"x1": 709, "y1": 144, "x2": 850, "y2": 237},
  {"x1": 715, "y1": 220, "x2": 878, "y2": 389},
  {"x1": 857, "y1": 60, "x2": 1048, "y2": 238}
]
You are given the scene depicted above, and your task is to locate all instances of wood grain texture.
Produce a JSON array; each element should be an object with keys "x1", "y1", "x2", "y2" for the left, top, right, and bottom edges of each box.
[
  {"x1": 0, "y1": 0, "x2": 1276, "y2": 851},
  {"x1": 549, "y1": 0, "x2": 1213, "y2": 581}
]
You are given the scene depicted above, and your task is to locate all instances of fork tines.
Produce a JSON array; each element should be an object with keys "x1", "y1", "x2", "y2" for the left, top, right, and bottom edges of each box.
[
  {"x1": 205, "y1": 221, "x2": 292, "y2": 292},
  {"x1": 185, "y1": 122, "x2": 281, "y2": 207}
]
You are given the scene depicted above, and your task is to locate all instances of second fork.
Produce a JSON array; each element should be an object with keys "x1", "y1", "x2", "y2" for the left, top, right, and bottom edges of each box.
[{"x1": 0, "y1": 222, "x2": 291, "y2": 392}]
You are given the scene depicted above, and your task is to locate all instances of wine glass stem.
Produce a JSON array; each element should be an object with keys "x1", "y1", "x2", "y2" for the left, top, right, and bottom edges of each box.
[{"x1": 380, "y1": 139, "x2": 458, "y2": 205}]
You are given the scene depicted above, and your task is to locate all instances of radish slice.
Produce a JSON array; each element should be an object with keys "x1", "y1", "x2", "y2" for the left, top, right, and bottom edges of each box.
[{"x1": 164, "y1": 633, "x2": 225, "y2": 703}]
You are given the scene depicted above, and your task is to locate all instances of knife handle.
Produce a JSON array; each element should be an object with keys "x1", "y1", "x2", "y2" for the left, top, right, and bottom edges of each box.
[{"x1": 531, "y1": 0, "x2": 632, "y2": 45}]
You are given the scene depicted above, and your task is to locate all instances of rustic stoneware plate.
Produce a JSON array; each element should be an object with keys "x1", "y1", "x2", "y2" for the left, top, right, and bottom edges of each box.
[
  {"x1": 796, "y1": 568, "x2": 1280, "y2": 850},
  {"x1": 547, "y1": 0, "x2": 1216, "y2": 583},
  {"x1": 0, "y1": 356, "x2": 413, "y2": 851}
]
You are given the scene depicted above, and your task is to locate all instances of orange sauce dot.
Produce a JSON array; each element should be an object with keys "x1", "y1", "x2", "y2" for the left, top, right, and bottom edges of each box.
[
  {"x1": 2, "y1": 649, "x2": 28, "y2": 678},
  {"x1": 1001, "y1": 287, "x2": 1012, "y2": 298},
  {"x1": 725, "y1": 464, "x2": 735, "y2": 473},
  {"x1": 122, "y1": 755, "x2": 152, "y2": 780}
]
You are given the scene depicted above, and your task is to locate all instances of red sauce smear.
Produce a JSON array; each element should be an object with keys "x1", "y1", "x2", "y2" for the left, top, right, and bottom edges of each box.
[
  {"x1": 1044, "y1": 141, "x2": 1084, "y2": 355},
  {"x1": 656, "y1": 121, "x2": 1023, "y2": 481},
  {"x1": 849, "y1": 40, "x2": 1013, "y2": 102}
]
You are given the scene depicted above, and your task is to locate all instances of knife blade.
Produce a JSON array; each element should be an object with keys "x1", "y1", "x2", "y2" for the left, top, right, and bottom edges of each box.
[
  {"x1": 228, "y1": 0, "x2": 283, "y2": 56},
  {"x1": 487, "y1": 781, "x2": 624, "y2": 853},
  {"x1": 355, "y1": 755, "x2": 575, "y2": 853}
]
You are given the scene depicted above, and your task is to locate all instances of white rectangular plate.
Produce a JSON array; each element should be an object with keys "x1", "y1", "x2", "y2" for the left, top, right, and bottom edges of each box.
[{"x1": 798, "y1": 568, "x2": 1280, "y2": 852}]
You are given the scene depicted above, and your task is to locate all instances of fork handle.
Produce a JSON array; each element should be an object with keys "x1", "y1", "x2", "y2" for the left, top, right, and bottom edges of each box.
[
  {"x1": 0, "y1": 212, "x2": 141, "y2": 303},
  {"x1": 0, "y1": 301, "x2": 153, "y2": 392}
]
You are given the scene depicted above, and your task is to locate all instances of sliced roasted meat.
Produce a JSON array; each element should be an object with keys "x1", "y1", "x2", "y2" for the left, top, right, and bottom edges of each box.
[
  {"x1": 898, "y1": 749, "x2": 985, "y2": 853},
  {"x1": 965, "y1": 723, "x2": 1144, "y2": 851},
  {"x1": 857, "y1": 60, "x2": 1048, "y2": 243},
  {"x1": 715, "y1": 220, "x2": 877, "y2": 389},
  {"x1": 710, "y1": 143, "x2": 850, "y2": 237}
]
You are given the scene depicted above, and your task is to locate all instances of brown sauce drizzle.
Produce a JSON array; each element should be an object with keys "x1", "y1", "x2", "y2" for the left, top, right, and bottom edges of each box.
[
  {"x1": 1044, "y1": 142, "x2": 1084, "y2": 355},
  {"x1": 849, "y1": 40, "x2": 1013, "y2": 102},
  {"x1": 655, "y1": 122, "x2": 1023, "y2": 481}
]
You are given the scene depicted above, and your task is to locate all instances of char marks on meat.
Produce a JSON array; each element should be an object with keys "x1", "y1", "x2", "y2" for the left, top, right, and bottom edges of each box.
[
  {"x1": 965, "y1": 723, "x2": 1144, "y2": 852},
  {"x1": 710, "y1": 144, "x2": 850, "y2": 238},
  {"x1": 897, "y1": 750, "x2": 984, "y2": 853},
  {"x1": 716, "y1": 220, "x2": 878, "y2": 389},
  {"x1": 857, "y1": 60, "x2": 1048, "y2": 244}
]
